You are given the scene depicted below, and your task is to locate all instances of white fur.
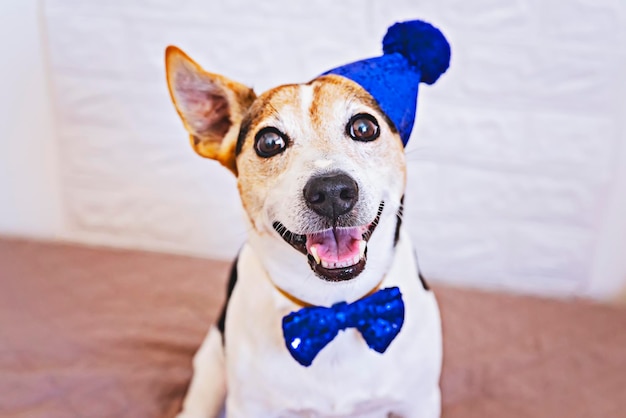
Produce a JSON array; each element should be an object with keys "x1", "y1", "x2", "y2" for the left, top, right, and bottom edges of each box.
[
  {"x1": 178, "y1": 231, "x2": 441, "y2": 418},
  {"x1": 179, "y1": 328, "x2": 226, "y2": 418},
  {"x1": 314, "y1": 159, "x2": 334, "y2": 169}
]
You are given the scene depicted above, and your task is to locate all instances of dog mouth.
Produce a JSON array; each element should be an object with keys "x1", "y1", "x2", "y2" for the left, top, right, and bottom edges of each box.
[{"x1": 272, "y1": 202, "x2": 384, "y2": 282}]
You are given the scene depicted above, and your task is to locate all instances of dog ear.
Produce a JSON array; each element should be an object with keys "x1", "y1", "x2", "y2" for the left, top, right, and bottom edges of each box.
[{"x1": 165, "y1": 46, "x2": 256, "y2": 175}]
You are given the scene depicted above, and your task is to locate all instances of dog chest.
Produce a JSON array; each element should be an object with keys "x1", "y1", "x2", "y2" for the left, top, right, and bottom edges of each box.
[{"x1": 223, "y1": 243, "x2": 442, "y2": 417}]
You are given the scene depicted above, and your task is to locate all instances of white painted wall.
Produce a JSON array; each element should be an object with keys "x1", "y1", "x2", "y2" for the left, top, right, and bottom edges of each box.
[
  {"x1": 395, "y1": 1, "x2": 626, "y2": 298},
  {"x1": 10, "y1": 0, "x2": 625, "y2": 299},
  {"x1": 0, "y1": 0, "x2": 63, "y2": 239}
]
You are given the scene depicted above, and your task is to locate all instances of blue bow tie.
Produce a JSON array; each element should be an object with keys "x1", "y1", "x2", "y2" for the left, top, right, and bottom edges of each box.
[{"x1": 282, "y1": 287, "x2": 405, "y2": 367}]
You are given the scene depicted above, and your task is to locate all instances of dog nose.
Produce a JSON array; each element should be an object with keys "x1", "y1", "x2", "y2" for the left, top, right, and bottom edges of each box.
[{"x1": 303, "y1": 172, "x2": 359, "y2": 219}]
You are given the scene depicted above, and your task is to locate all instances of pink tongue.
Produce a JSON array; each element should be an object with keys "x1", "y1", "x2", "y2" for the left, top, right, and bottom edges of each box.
[{"x1": 306, "y1": 227, "x2": 363, "y2": 263}]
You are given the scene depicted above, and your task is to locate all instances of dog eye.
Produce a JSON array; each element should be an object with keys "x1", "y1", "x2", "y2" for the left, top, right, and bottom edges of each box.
[
  {"x1": 255, "y1": 128, "x2": 288, "y2": 158},
  {"x1": 347, "y1": 114, "x2": 380, "y2": 142}
]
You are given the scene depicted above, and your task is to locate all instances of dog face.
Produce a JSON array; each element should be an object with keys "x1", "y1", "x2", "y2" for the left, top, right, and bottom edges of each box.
[{"x1": 167, "y1": 47, "x2": 406, "y2": 305}]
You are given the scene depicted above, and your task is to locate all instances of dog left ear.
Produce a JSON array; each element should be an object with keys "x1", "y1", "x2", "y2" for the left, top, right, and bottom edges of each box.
[{"x1": 165, "y1": 46, "x2": 256, "y2": 175}]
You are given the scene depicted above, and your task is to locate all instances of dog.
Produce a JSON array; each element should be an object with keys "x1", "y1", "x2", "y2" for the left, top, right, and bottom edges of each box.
[{"x1": 165, "y1": 20, "x2": 449, "y2": 418}]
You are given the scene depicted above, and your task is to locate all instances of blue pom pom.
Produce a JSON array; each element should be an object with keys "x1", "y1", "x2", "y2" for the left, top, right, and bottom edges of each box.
[{"x1": 382, "y1": 20, "x2": 451, "y2": 85}]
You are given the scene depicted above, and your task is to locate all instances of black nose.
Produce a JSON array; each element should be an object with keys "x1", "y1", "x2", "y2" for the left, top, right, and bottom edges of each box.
[{"x1": 303, "y1": 172, "x2": 359, "y2": 219}]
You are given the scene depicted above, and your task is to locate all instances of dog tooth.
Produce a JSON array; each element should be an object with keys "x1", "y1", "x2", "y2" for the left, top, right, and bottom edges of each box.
[
  {"x1": 310, "y1": 246, "x2": 321, "y2": 264},
  {"x1": 359, "y1": 240, "x2": 367, "y2": 258},
  {"x1": 321, "y1": 260, "x2": 330, "y2": 269},
  {"x1": 352, "y1": 255, "x2": 360, "y2": 265}
]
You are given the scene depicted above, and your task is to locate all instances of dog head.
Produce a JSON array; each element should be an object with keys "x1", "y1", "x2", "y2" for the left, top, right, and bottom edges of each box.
[{"x1": 167, "y1": 47, "x2": 406, "y2": 305}]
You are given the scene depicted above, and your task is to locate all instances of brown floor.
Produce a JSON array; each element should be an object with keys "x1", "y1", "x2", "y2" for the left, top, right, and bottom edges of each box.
[
  {"x1": 615, "y1": 287, "x2": 626, "y2": 305},
  {"x1": 1, "y1": 238, "x2": 625, "y2": 418}
]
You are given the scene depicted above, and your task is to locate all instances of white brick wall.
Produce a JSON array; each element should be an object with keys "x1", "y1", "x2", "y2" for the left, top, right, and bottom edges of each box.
[{"x1": 41, "y1": 0, "x2": 626, "y2": 298}]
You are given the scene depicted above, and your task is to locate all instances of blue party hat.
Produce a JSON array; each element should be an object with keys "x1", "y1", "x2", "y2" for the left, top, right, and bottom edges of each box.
[{"x1": 322, "y1": 20, "x2": 451, "y2": 146}]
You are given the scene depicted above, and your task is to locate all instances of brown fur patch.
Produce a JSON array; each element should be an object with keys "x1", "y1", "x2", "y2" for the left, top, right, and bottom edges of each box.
[
  {"x1": 235, "y1": 84, "x2": 301, "y2": 155},
  {"x1": 309, "y1": 75, "x2": 399, "y2": 137},
  {"x1": 165, "y1": 46, "x2": 256, "y2": 175}
]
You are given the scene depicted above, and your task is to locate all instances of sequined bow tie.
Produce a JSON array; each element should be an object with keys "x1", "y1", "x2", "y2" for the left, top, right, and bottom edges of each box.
[{"x1": 282, "y1": 287, "x2": 405, "y2": 367}]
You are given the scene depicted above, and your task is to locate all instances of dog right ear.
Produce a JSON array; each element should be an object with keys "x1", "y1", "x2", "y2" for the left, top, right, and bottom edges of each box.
[{"x1": 165, "y1": 46, "x2": 256, "y2": 175}]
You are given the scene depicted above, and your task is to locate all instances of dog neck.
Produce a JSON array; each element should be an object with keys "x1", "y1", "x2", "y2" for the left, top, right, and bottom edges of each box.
[
  {"x1": 245, "y1": 217, "x2": 401, "y2": 306},
  {"x1": 273, "y1": 277, "x2": 386, "y2": 308}
]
